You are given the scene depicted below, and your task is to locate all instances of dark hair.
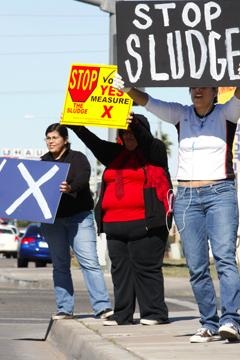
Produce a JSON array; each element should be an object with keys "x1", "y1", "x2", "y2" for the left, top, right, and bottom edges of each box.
[
  {"x1": 45, "y1": 123, "x2": 70, "y2": 149},
  {"x1": 118, "y1": 114, "x2": 150, "y2": 138}
]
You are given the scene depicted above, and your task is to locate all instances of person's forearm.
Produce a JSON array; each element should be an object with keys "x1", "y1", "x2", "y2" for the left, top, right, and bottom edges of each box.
[{"x1": 128, "y1": 88, "x2": 149, "y2": 106}]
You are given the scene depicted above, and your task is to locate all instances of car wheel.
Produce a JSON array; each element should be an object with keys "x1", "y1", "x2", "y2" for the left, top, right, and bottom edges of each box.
[
  {"x1": 35, "y1": 261, "x2": 47, "y2": 267},
  {"x1": 17, "y1": 258, "x2": 28, "y2": 267}
]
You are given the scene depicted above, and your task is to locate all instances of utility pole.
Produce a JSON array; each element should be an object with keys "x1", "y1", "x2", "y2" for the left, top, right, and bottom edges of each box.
[{"x1": 74, "y1": 0, "x2": 118, "y2": 141}]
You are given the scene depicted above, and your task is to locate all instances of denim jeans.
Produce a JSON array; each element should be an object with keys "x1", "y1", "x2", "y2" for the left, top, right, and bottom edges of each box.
[
  {"x1": 174, "y1": 180, "x2": 240, "y2": 332},
  {"x1": 41, "y1": 210, "x2": 111, "y2": 315}
]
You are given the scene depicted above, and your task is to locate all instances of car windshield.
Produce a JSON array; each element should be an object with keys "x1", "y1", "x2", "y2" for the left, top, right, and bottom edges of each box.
[
  {"x1": 0, "y1": 228, "x2": 13, "y2": 234},
  {"x1": 25, "y1": 225, "x2": 42, "y2": 237}
]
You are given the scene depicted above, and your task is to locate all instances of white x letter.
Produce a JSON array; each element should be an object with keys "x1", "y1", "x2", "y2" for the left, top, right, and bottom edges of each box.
[
  {"x1": 6, "y1": 163, "x2": 59, "y2": 219},
  {"x1": 0, "y1": 159, "x2": 7, "y2": 173}
]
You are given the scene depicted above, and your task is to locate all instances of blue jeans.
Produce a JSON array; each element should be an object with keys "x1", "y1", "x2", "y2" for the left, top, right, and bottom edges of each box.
[
  {"x1": 41, "y1": 210, "x2": 112, "y2": 315},
  {"x1": 174, "y1": 180, "x2": 240, "y2": 332}
]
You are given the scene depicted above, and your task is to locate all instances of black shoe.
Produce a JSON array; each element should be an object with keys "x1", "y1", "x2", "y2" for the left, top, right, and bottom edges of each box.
[
  {"x1": 52, "y1": 312, "x2": 74, "y2": 320},
  {"x1": 97, "y1": 308, "x2": 114, "y2": 319}
]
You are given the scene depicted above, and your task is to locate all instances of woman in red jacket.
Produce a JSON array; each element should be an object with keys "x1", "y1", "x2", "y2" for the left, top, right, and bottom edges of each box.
[{"x1": 68, "y1": 114, "x2": 172, "y2": 326}]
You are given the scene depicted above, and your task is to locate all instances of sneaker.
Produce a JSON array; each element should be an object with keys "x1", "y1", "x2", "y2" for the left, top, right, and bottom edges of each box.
[
  {"x1": 103, "y1": 315, "x2": 118, "y2": 326},
  {"x1": 140, "y1": 318, "x2": 169, "y2": 325},
  {"x1": 52, "y1": 312, "x2": 74, "y2": 320},
  {"x1": 190, "y1": 327, "x2": 221, "y2": 343},
  {"x1": 219, "y1": 323, "x2": 240, "y2": 342},
  {"x1": 97, "y1": 308, "x2": 114, "y2": 319},
  {"x1": 103, "y1": 319, "x2": 119, "y2": 326},
  {"x1": 103, "y1": 315, "x2": 133, "y2": 326}
]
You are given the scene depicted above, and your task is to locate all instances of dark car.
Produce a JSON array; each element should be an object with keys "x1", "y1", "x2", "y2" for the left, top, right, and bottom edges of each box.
[{"x1": 17, "y1": 223, "x2": 52, "y2": 267}]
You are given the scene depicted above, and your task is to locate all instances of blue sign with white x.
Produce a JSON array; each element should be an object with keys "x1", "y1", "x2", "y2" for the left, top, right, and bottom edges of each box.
[{"x1": 0, "y1": 157, "x2": 70, "y2": 223}]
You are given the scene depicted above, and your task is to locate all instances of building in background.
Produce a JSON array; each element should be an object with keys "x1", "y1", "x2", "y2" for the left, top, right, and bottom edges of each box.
[{"x1": 0, "y1": 148, "x2": 46, "y2": 160}]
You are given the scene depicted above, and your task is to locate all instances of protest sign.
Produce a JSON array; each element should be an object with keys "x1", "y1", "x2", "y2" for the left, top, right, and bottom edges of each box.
[
  {"x1": 61, "y1": 64, "x2": 133, "y2": 129},
  {"x1": 0, "y1": 158, "x2": 69, "y2": 223},
  {"x1": 116, "y1": 0, "x2": 240, "y2": 87},
  {"x1": 218, "y1": 87, "x2": 236, "y2": 104}
]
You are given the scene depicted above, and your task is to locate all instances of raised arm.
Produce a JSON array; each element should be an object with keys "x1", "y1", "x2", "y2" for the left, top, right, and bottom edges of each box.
[
  {"x1": 114, "y1": 71, "x2": 240, "y2": 103},
  {"x1": 113, "y1": 73, "x2": 148, "y2": 106},
  {"x1": 67, "y1": 125, "x2": 121, "y2": 166}
]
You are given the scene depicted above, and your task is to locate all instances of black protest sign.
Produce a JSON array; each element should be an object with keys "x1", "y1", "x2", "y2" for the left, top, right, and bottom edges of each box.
[{"x1": 116, "y1": 0, "x2": 240, "y2": 87}]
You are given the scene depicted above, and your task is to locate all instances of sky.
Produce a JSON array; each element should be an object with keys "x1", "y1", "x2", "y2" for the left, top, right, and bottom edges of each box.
[{"x1": 0, "y1": 0, "x2": 192, "y2": 179}]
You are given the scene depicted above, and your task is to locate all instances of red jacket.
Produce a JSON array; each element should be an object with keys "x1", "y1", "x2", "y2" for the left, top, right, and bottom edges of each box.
[{"x1": 70, "y1": 117, "x2": 173, "y2": 234}]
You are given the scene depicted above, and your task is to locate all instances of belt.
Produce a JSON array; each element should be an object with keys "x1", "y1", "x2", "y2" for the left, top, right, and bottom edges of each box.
[{"x1": 177, "y1": 180, "x2": 228, "y2": 188}]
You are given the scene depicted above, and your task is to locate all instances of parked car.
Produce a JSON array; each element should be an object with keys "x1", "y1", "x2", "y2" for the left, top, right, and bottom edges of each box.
[
  {"x1": 0, "y1": 224, "x2": 19, "y2": 258},
  {"x1": 18, "y1": 227, "x2": 27, "y2": 238},
  {"x1": 17, "y1": 223, "x2": 52, "y2": 267},
  {"x1": 6, "y1": 224, "x2": 18, "y2": 233}
]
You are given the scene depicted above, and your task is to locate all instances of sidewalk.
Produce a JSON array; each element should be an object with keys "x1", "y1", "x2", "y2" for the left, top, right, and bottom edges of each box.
[
  {"x1": 1, "y1": 267, "x2": 240, "y2": 359},
  {"x1": 49, "y1": 311, "x2": 240, "y2": 360}
]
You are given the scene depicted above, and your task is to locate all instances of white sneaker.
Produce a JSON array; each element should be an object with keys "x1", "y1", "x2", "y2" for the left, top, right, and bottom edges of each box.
[
  {"x1": 190, "y1": 327, "x2": 221, "y2": 343},
  {"x1": 52, "y1": 312, "x2": 74, "y2": 320},
  {"x1": 140, "y1": 318, "x2": 169, "y2": 325},
  {"x1": 97, "y1": 308, "x2": 114, "y2": 319},
  {"x1": 219, "y1": 323, "x2": 240, "y2": 342},
  {"x1": 103, "y1": 315, "x2": 134, "y2": 326},
  {"x1": 103, "y1": 319, "x2": 119, "y2": 326}
]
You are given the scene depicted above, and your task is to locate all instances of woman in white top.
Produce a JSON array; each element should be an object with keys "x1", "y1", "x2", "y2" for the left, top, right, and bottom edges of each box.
[{"x1": 113, "y1": 75, "x2": 240, "y2": 343}]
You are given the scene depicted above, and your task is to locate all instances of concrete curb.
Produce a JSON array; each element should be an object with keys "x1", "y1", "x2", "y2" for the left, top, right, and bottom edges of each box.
[
  {"x1": 48, "y1": 314, "x2": 240, "y2": 360},
  {"x1": 0, "y1": 269, "x2": 114, "y2": 290},
  {"x1": 49, "y1": 319, "x2": 140, "y2": 360},
  {"x1": 0, "y1": 274, "x2": 41, "y2": 288}
]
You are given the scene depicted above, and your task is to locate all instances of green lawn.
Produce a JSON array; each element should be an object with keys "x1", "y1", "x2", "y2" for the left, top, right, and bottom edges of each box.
[
  {"x1": 163, "y1": 258, "x2": 220, "y2": 278},
  {"x1": 163, "y1": 258, "x2": 189, "y2": 277},
  {"x1": 72, "y1": 255, "x2": 223, "y2": 278}
]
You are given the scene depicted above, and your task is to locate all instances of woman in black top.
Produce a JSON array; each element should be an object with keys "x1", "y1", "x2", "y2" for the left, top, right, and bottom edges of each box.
[{"x1": 41, "y1": 123, "x2": 112, "y2": 320}]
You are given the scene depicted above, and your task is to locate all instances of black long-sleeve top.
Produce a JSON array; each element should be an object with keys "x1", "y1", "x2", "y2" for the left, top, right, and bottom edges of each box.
[
  {"x1": 69, "y1": 121, "x2": 169, "y2": 168},
  {"x1": 41, "y1": 148, "x2": 94, "y2": 218}
]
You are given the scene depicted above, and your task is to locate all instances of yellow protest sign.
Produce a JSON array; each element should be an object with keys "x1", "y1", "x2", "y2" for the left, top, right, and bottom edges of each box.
[
  {"x1": 218, "y1": 87, "x2": 236, "y2": 103},
  {"x1": 61, "y1": 64, "x2": 133, "y2": 129}
]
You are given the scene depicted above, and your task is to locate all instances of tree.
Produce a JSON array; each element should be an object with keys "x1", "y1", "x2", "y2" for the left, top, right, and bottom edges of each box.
[{"x1": 154, "y1": 122, "x2": 173, "y2": 156}]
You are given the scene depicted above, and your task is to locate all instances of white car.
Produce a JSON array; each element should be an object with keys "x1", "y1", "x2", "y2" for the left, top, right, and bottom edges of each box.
[{"x1": 0, "y1": 224, "x2": 19, "y2": 258}]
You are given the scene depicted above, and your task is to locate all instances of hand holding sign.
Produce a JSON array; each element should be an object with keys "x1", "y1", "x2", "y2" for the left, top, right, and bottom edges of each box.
[
  {"x1": 112, "y1": 73, "x2": 131, "y2": 93},
  {"x1": 59, "y1": 181, "x2": 72, "y2": 193}
]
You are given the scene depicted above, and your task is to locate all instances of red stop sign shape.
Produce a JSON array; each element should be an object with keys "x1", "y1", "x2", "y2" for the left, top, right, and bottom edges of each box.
[{"x1": 68, "y1": 66, "x2": 100, "y2": 102}]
